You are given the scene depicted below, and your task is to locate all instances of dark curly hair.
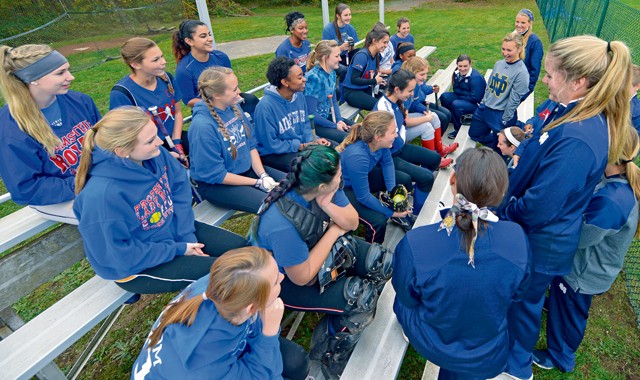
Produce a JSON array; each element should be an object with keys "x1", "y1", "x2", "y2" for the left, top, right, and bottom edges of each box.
[
  {"x1": 284, "y1": 11, "x2": 305, "y2": 34},
  {"x1": 266, "y1": 56, "x2": 296, "y2": 88}
]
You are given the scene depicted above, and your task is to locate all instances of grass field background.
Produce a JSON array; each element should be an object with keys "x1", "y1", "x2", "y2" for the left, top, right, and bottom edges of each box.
[{"x1": 1, "y1": 0, "x2": 639, "y2": 378}]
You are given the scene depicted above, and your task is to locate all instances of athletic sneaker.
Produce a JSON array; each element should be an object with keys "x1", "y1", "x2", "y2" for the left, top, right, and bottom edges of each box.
[
  {"x1": 533, "y1": 349, "x2": 557, "y2": 370},
  {"x1": 439, "y1": 157, "x2": 453, "y2": 169},
  {"x1": 438, "y1": 142, "x2": 459, "y2": 157},
  {"x1": 447, "y1": 130, "x2": 458, "y2": 140},
  {"x1": 496, "y1": 372, "x2": 533, "y2": 380}
]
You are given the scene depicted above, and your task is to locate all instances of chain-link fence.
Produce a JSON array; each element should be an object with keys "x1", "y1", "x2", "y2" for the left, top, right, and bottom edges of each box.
[
  {"x1": 537, "y1": 0, "x2": 640, "y2": 62},
  {"x1": 0, "y1": 0, "x2": 195, "y2": 72}
]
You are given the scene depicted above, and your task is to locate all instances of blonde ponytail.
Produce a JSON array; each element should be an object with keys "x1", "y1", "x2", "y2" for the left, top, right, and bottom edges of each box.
[{"x1": 0, "y1": 44, "x2": 61, "y2": 155}]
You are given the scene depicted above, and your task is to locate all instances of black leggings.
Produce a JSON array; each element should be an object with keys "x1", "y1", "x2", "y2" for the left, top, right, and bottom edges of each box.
[
  {"x1": 280, "y1": 337, "x2": 310, "y2": 380},
  {"x1": 279, "y1": 238, "x2": 372, "y2": 315},
  {"x1": 115, "y1": 221, "x2": 248, "y2": 294},
  {"x1": 343, "y1": 87, "x2": 378, "y2": 111},
  {"x1": 196, "y1": 166, "x2": 285, "y2": 214}
]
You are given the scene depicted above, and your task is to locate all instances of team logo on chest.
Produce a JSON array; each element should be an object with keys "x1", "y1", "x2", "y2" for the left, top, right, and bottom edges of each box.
[
  {"x1": 488, "y1": 72, "x2": 509, "y2": 97},
  {"x1": 133, "y1": 169, "x2": 174, "y2": 230}
]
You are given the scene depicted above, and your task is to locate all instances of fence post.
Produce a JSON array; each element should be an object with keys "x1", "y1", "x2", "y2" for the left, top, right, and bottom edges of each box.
[
  {"x1": 322, "y1": 0, "x2": 330, "y2": 26},
  {"x1": 596, "y1": 0, "x2": 611, "y2": 38},
  {"x1": 195, "y1": 0, "x2": 215, "y2": 50},
  {"x1": 565, "y1": 0, "x2": 579, "y2": 37}
]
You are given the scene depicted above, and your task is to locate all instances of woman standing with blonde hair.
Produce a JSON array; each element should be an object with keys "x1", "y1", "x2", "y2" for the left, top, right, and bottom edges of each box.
[
  {"x1": 0, "y1": 44, "x2": 100, "y2": 224},
  {"x1": 304, "y1": 40, "x2": 350, "y2": 143},
  {"x1": 500, "y1": 36, "x2": 632, "y2": 380},
  {"x1": 73, "y1": 107, "x2": 247, "y2": 294},
  {"x1": 514, "y1": 9, "x2": 544, "y2": 100},
  {"x1": 469, "y1": 32, "x2": 529, "y2": 151},
  {"x1": 131, "y1": 246, "x2": 309, "y2": 379}
]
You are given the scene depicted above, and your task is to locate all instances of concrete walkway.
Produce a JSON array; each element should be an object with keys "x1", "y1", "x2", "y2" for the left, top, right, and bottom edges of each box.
[{"x1": 217, "y1": 35, "x2": 287, "y2": 60}]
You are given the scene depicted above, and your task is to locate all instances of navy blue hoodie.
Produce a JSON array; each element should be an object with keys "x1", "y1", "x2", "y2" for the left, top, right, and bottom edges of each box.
[
  {"x1": 0, "y1": 91, "x2": 100, "y2": 205},
  {"x1": 254, "y1": 85, "x2": 313, "y2": 155},
  {"x1": 73, "y1": 147, "x2": 196, "y2": 280},
  {"x1": 131, "y1": 275, "x2": 284, "y2": 379}
]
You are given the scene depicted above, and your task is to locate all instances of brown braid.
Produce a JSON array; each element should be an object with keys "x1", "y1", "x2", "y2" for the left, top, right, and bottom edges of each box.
[
  {"x1": 232, "y1": 104, "x2": 251, "y2": 139},
  {"x1": 160, "y1": 72, "x2": 175, "y2": 96}
]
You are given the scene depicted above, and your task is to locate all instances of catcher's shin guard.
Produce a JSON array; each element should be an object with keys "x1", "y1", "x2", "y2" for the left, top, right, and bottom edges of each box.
[{"x1": 364, "y1": 243, "x2": 393, "y2": 286}]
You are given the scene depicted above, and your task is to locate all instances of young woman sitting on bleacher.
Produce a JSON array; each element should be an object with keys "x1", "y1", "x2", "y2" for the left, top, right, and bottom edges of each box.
[
  {"x1": 0, "y1": 44, "x2": 101, "y2": 225},
  {"x1": 110, "y1": 37, "x2": 187, "y2": 162},
  {"x1": 188, "y1": 67, "x2": 285, "y2": 214},
  {"x1": 440, "y1": 54, "x2": 486, "y2": 139},
  {"x1": 172, "y1": 20, "x2": 259, "y2": 115},
  {"x1": 401, "y1": 57, "x2": 458, "y2": 160},
  {"x1": 337, "y1": 111, "x2": 413, "y2": 244},
  {"x1": 389, "y1": 17, "x2": 415, "y2": 53},
  {"x1": 275, "y1": 11, "x2": 311, "y2": 74},
  {"x1": 251, "y1": 144, "x2": 391, "y2": 378},
  {"x1": 469, "y1": 32, "x2": 529, "y2": 152},
  {"x1": 73, "y1": 107, "x2": 247, "y2": 294},
  {"x1": 254, "y1": 57, "x2": 331, "y2": 172},
  {"x1": 322, "y1": 3, "x2": 359, "y2": 81},
  {"x1": 341, "y1": 26, "x2": 389, "y2": 111},
  {"x1": 304, "y1": 40, "x2": 350, "y2": 143},
  {"x1": 393, "y1": 147, "x2": 529, "y2": 380},
  {"x1": 375, "y1": 69, "x2": 448, "y2": 213},
  {"x1": 392, "y1": 46, "x2": 452, "y2": 132},
  {"x1": 497, "y1": 126, "x2": 525, "y2": 171},
  {"x1": 131, "y1": 246, "x2": 309, "y2": 380}
]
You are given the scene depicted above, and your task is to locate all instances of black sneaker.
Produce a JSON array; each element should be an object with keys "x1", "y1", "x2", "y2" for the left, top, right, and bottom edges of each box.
[
  {"x1": 447, "y1": 130, "x2": 458, "y2": 140},
  {"x1": 532, "y1": 349, "x2": 557, "y2": 370}
]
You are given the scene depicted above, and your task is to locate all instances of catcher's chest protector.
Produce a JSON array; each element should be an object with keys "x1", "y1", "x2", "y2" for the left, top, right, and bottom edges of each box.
[{"x1": 275, "y1": 196, "x2": 331, "y2": 248}]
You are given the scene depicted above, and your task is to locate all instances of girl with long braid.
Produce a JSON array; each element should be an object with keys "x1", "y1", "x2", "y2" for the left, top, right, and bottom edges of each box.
[
  {"x1": 393, "y1": 147, "x2": 529, "y2": 379},
  {"x1": 73, "y1": 107, "x2": 247, "y2": 294},
  {"x1": 110, "y1": 37, "x2": 186, "y2": 159},
  {"x1": 189, "y1": 67, "x2": 285, "y2": 214},
  {"x1": 131, "y1": 246, "x2": 310, "y2": 379},
  {"x1": 251, "y1": 145, "x2": 392, "y2": 379},
  {"x1": 338, "y1": 111, "x2": 412, "y2": 244},
  {"x1": 0, "y1": 44, "x2": 101, "y2": 224}
]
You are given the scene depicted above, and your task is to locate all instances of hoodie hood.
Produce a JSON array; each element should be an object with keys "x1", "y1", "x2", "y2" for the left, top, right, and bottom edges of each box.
[
  {"x1": 192, "y1": 100, "x2": 210, "y2": 119},
  {"x1": 89, "y1": 144, "x2": 165, "y2": 183},
  {"x1": 263, "y1": 84, "x2": 303, "y2": 105}
]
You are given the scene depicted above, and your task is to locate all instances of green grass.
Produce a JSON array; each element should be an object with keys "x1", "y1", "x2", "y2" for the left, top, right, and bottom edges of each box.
[{"x1": 2, "y1": 0, "x2": 639, "y2": 379}]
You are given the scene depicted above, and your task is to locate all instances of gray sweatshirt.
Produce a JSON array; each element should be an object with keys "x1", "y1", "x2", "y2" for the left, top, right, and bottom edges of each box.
[{"x1": 481, "y1": 59, "x2": 529, "y2": 123}]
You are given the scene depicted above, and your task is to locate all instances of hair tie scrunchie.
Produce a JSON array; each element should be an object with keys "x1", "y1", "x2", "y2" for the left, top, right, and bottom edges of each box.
[
  {"x1": 438, "y1": 193, "x2": 499, "y2": 268},
  {"x1": 202, "y1": 292, "x2": 208, "y2": 301},
  {"x1": 607, "y1": 41, "x2": 612, "y2": 53}
]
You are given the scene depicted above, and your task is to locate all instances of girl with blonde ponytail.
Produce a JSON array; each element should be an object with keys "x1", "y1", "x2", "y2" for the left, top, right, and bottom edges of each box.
[
  {"x1": 131, "y1": 246, "x2": 309, "y2": 379},
  {"x1": 514, "y1": 9, "x2": 544, "y2": 99},
  {"x1": 73, "y1": 107, "x2": 247, "y2": 294},
  {"x1": 339, "y1": 111, "x2": 412, "y2": 243},
  {"x1": 538, "y1": 126, "x2": 640, "y2": 373},
  {"x1": 189, "y1": 67, "x2": 285, "y2": 214},
  {"x1": 0, "y1": 44, "x2": 100, "y2": 224},
  {"x1": 500, "y1": 36, "x2": 634, "y2": 379}
]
